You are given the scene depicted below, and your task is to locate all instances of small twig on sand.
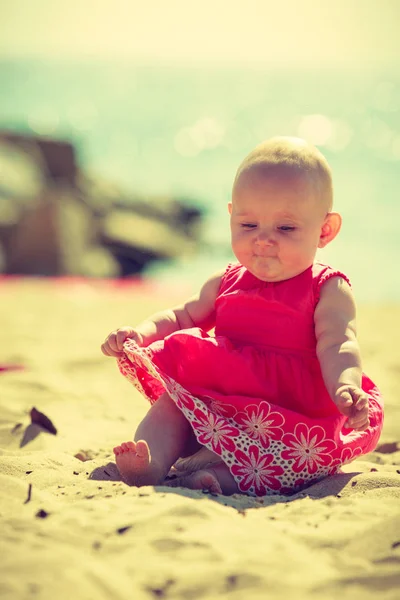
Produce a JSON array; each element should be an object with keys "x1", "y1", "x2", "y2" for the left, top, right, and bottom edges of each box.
[{"x1": 24, "y1": 483, "x2": 32, "y2": 504}]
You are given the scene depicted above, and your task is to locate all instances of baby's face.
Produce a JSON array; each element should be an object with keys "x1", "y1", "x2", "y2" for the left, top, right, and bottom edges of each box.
[{"x1": 229, "y1": 172, "x2": 329, "y2": 282}]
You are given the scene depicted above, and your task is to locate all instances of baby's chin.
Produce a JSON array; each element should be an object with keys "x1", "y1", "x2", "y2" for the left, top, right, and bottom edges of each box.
[
  {"x1": 248, "y1": 268, "x2": 286, "y2": 283},
  {"x1": 253, "y1": 274, "x2": 286, "y2": 283},
  {"x1": 245, "y1": 260, "x2": 284, "y2": 282},
  {"x1": 247, "y1": 263, "x2": 309, "y2": 283}
]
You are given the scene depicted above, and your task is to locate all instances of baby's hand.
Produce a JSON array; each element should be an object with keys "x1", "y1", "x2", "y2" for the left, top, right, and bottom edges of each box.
[
  {"x1": 101, "y1": 327, "x2": 143, "y2": 357},
  {"x1": 335, "y1": 385, "x2": 370, "y2": 431}
]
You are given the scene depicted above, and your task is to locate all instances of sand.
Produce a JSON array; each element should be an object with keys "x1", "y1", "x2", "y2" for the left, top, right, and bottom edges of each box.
[{"x1": 1, "y1": 278, "x2": 399, "y2": 600}]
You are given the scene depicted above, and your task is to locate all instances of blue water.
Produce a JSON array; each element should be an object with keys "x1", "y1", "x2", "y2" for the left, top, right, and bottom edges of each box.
[{"x1": 1, "y1": 59, "x2": 399, "y2": 301}]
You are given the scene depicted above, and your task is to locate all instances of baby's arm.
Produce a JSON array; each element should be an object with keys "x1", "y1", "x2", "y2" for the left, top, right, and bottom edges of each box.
[
  {"x1": 314, "y1": 277, "x2": 369, "y2": 431},
  {"x1": 101, "y1": 271, "x2": 223, "y2": 357}
]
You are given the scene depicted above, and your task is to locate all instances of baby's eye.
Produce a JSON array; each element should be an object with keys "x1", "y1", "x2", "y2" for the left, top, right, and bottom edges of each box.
[
  {"x1": 241, "y1": 223, "x2": 257, "y2": 229},
  {"x1": 278, "y1": 225, "x2": 296, "y2": 232}
]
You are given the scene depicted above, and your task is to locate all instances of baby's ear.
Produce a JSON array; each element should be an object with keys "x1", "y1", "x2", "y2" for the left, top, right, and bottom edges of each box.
[
  {"x1": 318, "y1": 212, "x2": 342, "y2": 248},
  {"x1": 228, "y1": 202, "x2": 233, "y2": 215}
]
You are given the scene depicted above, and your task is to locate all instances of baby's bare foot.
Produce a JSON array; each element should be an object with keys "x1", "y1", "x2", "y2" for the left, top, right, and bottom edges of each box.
[
  {"x1": 113, "y1": 440, "x2": 162, "y2": 486},
  {"x1": 164, "y1": 469, "x2": 222, "y2": 495}
]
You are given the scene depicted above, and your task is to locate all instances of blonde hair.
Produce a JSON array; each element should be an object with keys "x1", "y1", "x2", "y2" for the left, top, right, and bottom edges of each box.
[{"x1": 233, "y1": 136, "x2": 333, "y2": 210}]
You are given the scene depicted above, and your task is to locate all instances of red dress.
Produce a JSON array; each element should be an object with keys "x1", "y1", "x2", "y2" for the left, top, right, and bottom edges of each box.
[{"x1": 118, "y1": 262, "x2": 384, "y2": 496}]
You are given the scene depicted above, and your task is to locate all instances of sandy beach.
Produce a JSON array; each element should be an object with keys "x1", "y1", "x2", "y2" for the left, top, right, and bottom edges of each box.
[{"x1": 1, "y1": 277, "x2": 399, "y2": 600}]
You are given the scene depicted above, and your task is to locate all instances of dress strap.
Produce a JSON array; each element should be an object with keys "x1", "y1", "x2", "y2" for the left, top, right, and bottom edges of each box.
[
  {"x1": 313, "y1": 263, "x2": 352, "y2": 304},
  {"x1": 218, "y1": 263, "x2": 243, "y2": 294}
]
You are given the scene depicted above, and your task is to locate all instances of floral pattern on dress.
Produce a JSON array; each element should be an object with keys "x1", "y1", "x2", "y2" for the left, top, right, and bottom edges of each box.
[
  {"x1": 329, "y1": 445, "x2": 364, "y2": 473},
  {"x1": 201, "y1": 395, "x2": 237, "y2": 417},
  {"x1": 235, "y1": 402, "x2": 285, "y2": 446},
  {"x1": 232, "y1": 446, "x2": 284, "y2": 495},
  {"x1": 191, "y1": 409, "x2": 239, "y2": 453},
  {"x1": 176, "y1": 391, "x2": 196, "y2": 411},
  {"x1": 281, "y1": 423, "x2": 336, "y2": 474}
]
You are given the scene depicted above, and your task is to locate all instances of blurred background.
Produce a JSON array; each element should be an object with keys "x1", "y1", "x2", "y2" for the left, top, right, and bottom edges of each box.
[{"x1": 0, "y1": 0, "x2": 399, "y2": 300}]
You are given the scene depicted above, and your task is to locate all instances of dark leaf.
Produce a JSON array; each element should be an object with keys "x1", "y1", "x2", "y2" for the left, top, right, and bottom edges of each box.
[
  {"x1": 116, "y1": 525, "x2": 132, "y2": 535},
  {"x1": 30, "y1": 407, "x2": 57, "y2": 435}
]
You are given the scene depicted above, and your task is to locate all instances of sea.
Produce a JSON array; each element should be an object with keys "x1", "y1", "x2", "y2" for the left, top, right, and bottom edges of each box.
[{"x1": 1, "y1": 58, "x2": 399, "y2": 302}]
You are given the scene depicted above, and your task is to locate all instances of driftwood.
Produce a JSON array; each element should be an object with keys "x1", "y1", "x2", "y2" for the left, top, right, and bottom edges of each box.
[{"x1": 0, "y1": 131, "x2": 203, "y2": 276}]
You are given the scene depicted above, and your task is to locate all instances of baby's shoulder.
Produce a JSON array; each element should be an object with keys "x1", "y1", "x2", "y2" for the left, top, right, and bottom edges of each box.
[{"x1": 312, "y1": 262, "x2": 352, "y2": 303}]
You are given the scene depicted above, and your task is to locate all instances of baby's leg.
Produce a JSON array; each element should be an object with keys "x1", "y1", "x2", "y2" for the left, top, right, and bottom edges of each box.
[
  {"x1": 114, "y1": 392, "x2": 192, "y2": 486},
  {"x1": 165, "y1": 462, "x2": 239, "y2": 496}
]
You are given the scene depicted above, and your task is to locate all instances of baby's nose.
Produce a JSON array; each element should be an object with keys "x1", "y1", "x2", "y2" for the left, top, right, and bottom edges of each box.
[{"x1": 255, "y1": 231, "x2": 275, "y2": 246}]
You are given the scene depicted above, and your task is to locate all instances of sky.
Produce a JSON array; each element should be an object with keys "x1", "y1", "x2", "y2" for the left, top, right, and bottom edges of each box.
[{"x1": 0, "y1": 0, "x2": 399, "y2": 66}]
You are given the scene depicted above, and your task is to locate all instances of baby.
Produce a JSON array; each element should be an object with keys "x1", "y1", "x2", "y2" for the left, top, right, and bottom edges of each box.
[{"x1": 101, "y1": 136, "x2": 383, "y2": 496}]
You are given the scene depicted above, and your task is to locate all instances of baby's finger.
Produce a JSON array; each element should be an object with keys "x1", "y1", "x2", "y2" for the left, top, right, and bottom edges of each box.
[
  {"x1": 101, "y1": 343, "x2": 120, "y2": 358},
  {"x1": 101, "y1": 343, "x2": 115, "y2": 357},
  {"x1": 344, "y1": 420, "x2": 368, "y2": 430},
  {"x1": 116, "y1": 328, "x2": 136, "y2": 351},
  {"x1": 354, "y1": 394, "x2": 369, "y2": 412},
  {"x1": 346, "y1": 410, "x2": 369, "y2": 429},
  {"x1": 351, "y1": 418, "x2": 370, "y2": 432},
  {"x1": 102, "y1": 332, "x2": 124, "y2": 356},
  {"x1": 337, "y1": 391, "x2": 353, "y2": 407},
  {"x1": 336, "y1": 392, "x2": 353, "y2": 417},
  {"x1": 107, "y1": 333, "x2": 121, "y2": 354},
  {"x1": 116, "y1": 331, "x2": 128, "y2": 351},
  {"x1": 100, "y1": 343, "x2": 110, "y2": 356},
  {"x1": 346, "y1": 416, "x2": 367, "y2": 429}
]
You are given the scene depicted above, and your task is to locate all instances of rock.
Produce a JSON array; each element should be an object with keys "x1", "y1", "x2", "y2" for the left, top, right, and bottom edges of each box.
[{"x1": 0, "y1": 131, "x2": 203, "y2": 276}]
